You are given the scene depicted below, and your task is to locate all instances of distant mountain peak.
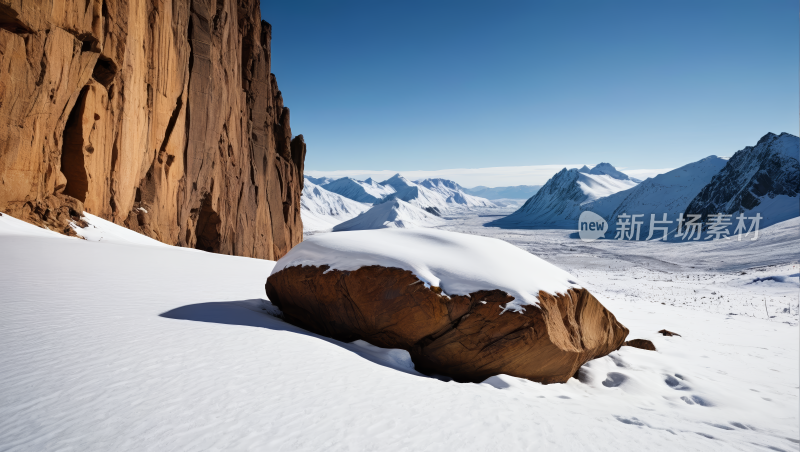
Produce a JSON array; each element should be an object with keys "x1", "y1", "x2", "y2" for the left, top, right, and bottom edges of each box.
[{"x1": 578, "y1": 163, "x2": 636, "y2": 182}]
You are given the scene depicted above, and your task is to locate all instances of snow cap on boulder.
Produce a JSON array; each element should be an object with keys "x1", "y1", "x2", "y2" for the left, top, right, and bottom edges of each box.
[{"x1": 271, "y1": 228, "x2": 581, "y2": 312}]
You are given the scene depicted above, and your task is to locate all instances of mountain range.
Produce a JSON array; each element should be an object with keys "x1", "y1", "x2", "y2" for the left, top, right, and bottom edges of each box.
[
  {"x1": 489, "y1": 133, "x2": 799, "y2": 234},
  {"x1": 301, "y1": 173, "x2": 496, "y2": 231}
]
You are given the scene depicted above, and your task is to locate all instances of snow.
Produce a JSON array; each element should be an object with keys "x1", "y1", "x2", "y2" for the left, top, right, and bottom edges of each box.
[
  {"x1": 576, "y1": 171, "x2": 640, "y2": 203},
  {"x1": 332, "y1": 199, "x2": 445, "y2": 231},
  {"x1": 1, "y1": 209, "x2": 798, "y2": 451},
  {"x1": 71, "y1": 212, "x2": 169, "y2": 246},
  {"x1": 273, "y1": 227, "x2": 581, "y2": 312},
  {"x1": 0, "y1": 213, "x2": 65, "y2": 238},
  {"x1": 301, "y1": 179, "x2": 371, "y2": 231}
]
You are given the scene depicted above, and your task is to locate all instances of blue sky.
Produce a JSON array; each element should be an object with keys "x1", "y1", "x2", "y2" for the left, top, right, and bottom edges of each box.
[{"x1": 263, "y1": 0, "x2": 798, "y2": 181}]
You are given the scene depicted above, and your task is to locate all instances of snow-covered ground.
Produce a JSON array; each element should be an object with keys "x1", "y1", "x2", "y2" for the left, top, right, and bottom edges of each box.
[{"x1": 1, "y1": 210, "x2": 798, "y2": 451}]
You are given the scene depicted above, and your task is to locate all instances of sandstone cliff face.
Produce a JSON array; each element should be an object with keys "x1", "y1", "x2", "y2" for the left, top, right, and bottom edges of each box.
[
  {"x1": 266, "y1": 265, "x2": 629, "y2": 384},
  {"x1": 0, "y1": 0, "x2": 304, "y2": 259}
]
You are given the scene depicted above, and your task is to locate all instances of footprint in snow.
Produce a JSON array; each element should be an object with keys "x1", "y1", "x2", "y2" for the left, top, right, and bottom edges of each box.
[
  {"x1": 602, "y1": 372, "x2": 628, "y2": 388},
  {"x1": 614, "y1": 416, "x2": 645, "y2": 426},
  {"x1": 681, "y1": 395, "x2": 712, "y2": 407},
  {"x1": 664, "y1": 374, "x2": 691, "y2": 390}
]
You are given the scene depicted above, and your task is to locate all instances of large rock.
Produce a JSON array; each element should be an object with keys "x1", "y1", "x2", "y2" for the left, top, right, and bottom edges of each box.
[
  {"x1": 267, "y1": 264, "x2": 629, "y2": 384},
  {"x1": 0, "y1": 0, "x2": 304, "y2": 259}
]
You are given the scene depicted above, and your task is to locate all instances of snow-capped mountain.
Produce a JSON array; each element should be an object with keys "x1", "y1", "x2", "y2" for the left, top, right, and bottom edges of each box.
[
  {"x1": 578, "y1": 162, "x2": 642, "y2": 183},
  {"x1": 580, "y1": 155, "x2": 729, "y2": 233},
  {"x1": 332, "y1": 199, "x2": 446, "y2": 231},
  {"x1": 463, "y1": 185, "x2": 542, "y2": 200},
  {"x1": 415, "y1": 178, "x2": 496, "y2": 208},
  {"x1": 322, "y1": 177, "x2": 397, "y2": 204},
  {"x1": 487, "y1": 164, "x2": 639, "y2": 228},
  {"x1": 301, "y1": 180, "x2": 371, "y2": 231},
  {"x1": 684, "y1": 132, "x2": 799, "y2": 229},
  {"x1": 305, "y1": 176, "x2": 335, "y2": 186},
  {"x1": 320, "y1": 173, "x2": 496, "y2": 213}
]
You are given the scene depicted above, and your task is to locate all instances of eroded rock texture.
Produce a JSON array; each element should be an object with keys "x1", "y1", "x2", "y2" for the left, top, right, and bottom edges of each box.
[
  {"x1": 0, "y1": 0, "x2": 304, "y2": 258},
  {"x1": 266, "y1": 265, "x2": 629, "y2": 384}
]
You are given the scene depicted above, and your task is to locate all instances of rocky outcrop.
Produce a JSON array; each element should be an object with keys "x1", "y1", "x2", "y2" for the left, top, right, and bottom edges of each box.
[
  {"x1": 684, "y1": 132, "x2": 799, "y2": 226},
  {"x1": 266, "y1": 265, "x2": 629, "y2": 384},
  {"x1": 658, "y1": 329, "x2": 681, "y2": 337},
  {"x1": 624, "y1": 339, "x2": 656, "y2": 351},
  {"x1": 0, "y1": 0, "x2": 304, "y2": 259}
]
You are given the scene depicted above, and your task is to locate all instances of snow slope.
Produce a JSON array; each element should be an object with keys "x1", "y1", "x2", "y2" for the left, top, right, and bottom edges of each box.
[
  {"x1": 332, "y1": 199, "x2": 445, "y2": 231},
  {"x1": 488, "y1": 164, "x2": 639, "y2": 228},
  {"x1": 322, "y1": 177, "x2": 397, "y2": 203},
  {"x1": 580, "y1": 155, "x2": 729, "y2": 234},
  {"x1": 0, "y1": 213, "x2": 797, "y2": 451},
  {"x1": 72, "y1": 212, "x2": 170, "y2": 246},
  {"x1": 301, "y1": 179, "x2": 371, "y2": 231},
  {"x1": 274, "y1": 227, "x2": 580, "y2": 311}
]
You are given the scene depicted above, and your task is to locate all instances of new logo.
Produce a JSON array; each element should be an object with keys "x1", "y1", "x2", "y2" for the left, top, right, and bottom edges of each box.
[{"x1": 578, "y1": 211, "x2": 608, "y2": 242}]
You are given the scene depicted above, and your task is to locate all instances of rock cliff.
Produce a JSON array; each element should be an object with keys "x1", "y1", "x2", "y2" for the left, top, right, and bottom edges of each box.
[{"x1": 0, "y1": 0, "x2": 305, "y2": 259}]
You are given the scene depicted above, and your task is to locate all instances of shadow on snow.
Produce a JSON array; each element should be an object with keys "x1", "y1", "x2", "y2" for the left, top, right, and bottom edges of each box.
[{"x1": 160, "y1": 299, "x2": 426, "y2": 378}]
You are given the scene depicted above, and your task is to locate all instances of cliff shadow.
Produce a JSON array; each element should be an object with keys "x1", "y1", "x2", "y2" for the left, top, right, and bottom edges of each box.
[{"x1": 160, "y1": 299, "x2": 425, "y2": 378}]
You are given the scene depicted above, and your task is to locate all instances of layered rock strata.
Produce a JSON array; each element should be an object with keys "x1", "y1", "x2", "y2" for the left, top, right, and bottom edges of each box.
[
  {"x1": 266, "y1": 265, "x2": 629, "y2": 384},
  {"x1": 0, "y1": 0, "x2": 304, "y2": 258}
]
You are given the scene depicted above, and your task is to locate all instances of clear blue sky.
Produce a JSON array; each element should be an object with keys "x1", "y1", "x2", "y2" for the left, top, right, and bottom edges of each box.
[{"x1": 262, "y1": 0, "x2": 798, "y2": 173}]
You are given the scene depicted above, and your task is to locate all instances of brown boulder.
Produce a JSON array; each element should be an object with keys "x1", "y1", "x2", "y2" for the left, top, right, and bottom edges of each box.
[
  {"x1": 624, "y1": 339, "x2": 656, "y2": 351},
  {"x1": 266, "y1": 265, "x2": 629, "y2": 384},
  {"x1": 0, "y1": 0, "x2": 304, "y2": 260}
]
